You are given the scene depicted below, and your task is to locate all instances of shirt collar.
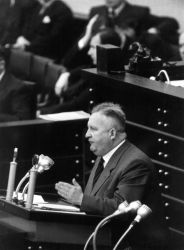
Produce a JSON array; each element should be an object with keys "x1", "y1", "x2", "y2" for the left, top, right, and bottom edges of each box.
[{"x1": 103, "y1": 139, "x2": 125, "y2": 167}]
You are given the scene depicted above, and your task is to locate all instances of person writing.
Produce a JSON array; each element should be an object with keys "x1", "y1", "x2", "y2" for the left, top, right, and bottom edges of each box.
[{"x1": 55, "y1": 102, "x2": 169, "y2": 249}]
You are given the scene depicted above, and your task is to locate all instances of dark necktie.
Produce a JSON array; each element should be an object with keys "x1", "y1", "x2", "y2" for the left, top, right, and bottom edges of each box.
[
  {"x1": 93, "y1": 157, "x2": 104, "y2": 186},
  {"x1": 108, "y1": 8, "x2": 115, "y2": 27}
]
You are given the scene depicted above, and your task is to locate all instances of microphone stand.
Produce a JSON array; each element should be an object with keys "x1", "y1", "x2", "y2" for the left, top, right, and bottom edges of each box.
[
  {"x1": 112, "y1": 223, "x2": 134, "y2": 250},
  {"x1": 92, "y1": 213, "x2": 124, "y2": 250},
  {"x1": 13, "y1": 172, "x2": 30, "y2": 202},
  {"x1": 20, "y1": 181, "x2": 29, "y2": 202},
  {"x1": 84, "y1": 214, "x2": 114, "y2": 250},
  {"x1": 6, "y1": 148, "x2": 18, "y2": 202},
  {"x1": 25, "y1": 168, "x2": 37, "y2": 209}
]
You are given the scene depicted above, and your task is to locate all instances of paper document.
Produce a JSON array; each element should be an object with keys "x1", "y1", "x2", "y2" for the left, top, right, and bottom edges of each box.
[
  {"x1": 13, "y1": 192, "x2": 45, "y2": 204},
  {"x1": 169, "y1": 80, "x2": 184, "y2": 87},
  {"x1": 36, "y1": 203, "x2": 80, "y2": 212},
  {"x1": 39, "y1": 111, "x2": 90, "y2": 121}
]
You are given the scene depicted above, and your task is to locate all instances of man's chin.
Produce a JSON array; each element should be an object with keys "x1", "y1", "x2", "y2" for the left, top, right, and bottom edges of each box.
[{"x1": 90, "y1": 145, "x2": 98, "y2": 155}]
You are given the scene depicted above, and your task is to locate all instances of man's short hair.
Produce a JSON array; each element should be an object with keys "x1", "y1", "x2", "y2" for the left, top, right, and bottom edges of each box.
[{"x1": 91, "y1": 102, "x2": 126, "y2": 131}]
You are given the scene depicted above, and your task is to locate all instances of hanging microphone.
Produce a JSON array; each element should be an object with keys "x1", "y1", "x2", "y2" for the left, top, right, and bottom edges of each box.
[
  {"x1": 131, "y1": 204, "x2": 152, "y2": 226},
  {"x1": 87, "y1": 201, "x2": 141, "y2": 250},
  {"x1": 112, "y1": 204, "x2": 152, "y2": 250},
  {"x1": 113, "y1": 200, "x2": 142, "y2": 215}
]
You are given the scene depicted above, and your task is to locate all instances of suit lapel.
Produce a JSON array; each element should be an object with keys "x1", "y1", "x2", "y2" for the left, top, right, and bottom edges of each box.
[{"x1": 91, "y1": 140, "x2": 130, "y2": 195}]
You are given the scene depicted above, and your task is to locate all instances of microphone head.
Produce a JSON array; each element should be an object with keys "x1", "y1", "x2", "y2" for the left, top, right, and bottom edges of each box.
[
  {"x1": 113, "y1": 200, "x2": 129, "y2": 215},
  {"x1": 125, "y1": 200, "x2": 142, "y2": 213},
  {"x1": 37, "y1": 154, "x2": 54, "y2": 173},
  {"x1": 32, "y1": 154, "x2": 39, "y2": 166},
  {"x1": 135, "y1": 204, "x2": 152, "y2": 223}
]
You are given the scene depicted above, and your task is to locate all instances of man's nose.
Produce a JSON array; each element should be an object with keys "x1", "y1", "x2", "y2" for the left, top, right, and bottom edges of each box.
[{"x1": 85, "y1": 129, "x2": 90, "y2": 138}]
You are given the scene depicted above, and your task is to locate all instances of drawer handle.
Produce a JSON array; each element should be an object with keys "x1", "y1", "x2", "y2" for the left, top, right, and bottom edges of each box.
[
  {"x1": 164, "y1": 202, "x2": 170, "y2": 207},
  {"x1": 164, "y1": 171, "x2": 169, "y2": 176}
]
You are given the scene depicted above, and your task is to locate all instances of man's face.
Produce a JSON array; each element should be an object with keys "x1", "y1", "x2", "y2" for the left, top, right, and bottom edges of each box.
[
  {"x1": 179, "y1": 33, "x2": 184, "y2": 61},
  {"x1": 88, "y1": 34, "x2": 101, "y2": 65},
  {"x1": 85, "y1": 112, "x2": 114, "y2": 156},
  {"x1": 0, "y1": 58, "x2": 5, "y2": 75},
  {"x1": 105, "y1": 0, "x2": 124, "y2": 9}
]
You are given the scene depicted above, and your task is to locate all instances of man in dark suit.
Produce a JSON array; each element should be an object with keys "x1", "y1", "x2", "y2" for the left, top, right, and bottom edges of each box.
[
  {"x1": 0, "y1": 47, "x2": 35, "y2": 122},
  {"x1": 12, "y1": 0, "x2": 73, "y2": 61},
  {"x1": 55, "y1": 102, "x2": 169, "y2": 249}
]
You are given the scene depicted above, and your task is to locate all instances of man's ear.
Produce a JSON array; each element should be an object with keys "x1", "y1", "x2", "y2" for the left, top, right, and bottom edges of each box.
[{"x1": 109, "y1": 128, "x2": 116, "y2": 139}]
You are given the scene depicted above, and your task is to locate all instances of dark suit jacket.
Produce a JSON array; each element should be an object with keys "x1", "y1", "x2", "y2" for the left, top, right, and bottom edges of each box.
[
  {"x1": 81, "y1": 140, "x2": 169, "y2": 248},
  {"x1": 81, "y1": 140, "x2": 158, "y2": 215},
  {"x1": 90, "y1": 3, "x2": 179, "y2": 43},
  {"x1": 89, "y1": 3, "x2": 150, "y2": 38},
  {"x1": 20, "y1": 0, "x2": 73, "y2": 60},
  {"x1": 0, "y1": 71, "x2": 34, "y2": 121}
]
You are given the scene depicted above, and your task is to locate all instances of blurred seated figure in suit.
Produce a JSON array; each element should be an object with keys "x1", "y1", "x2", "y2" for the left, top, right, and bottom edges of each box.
[
  {"x1": 38, "y1": 28, "x2": 122, "y2": 115},
  {"x1": 139, "y1": 16, "x2": 180, "y2": 61},
  {"x1": 0, "y1": 47, "x2": 35, "y2": 122},
  {"x1": 0, "y1": 0, "x2": 30, "y2": 46},
  {"x1": 11, "y1": 0, "x2": 73, "y2": 61},
  {"x1": 62, "y1": 0, "x2": 179, "y2": 69},
  {"x1": 55, "y1": 102, "x2": 169, "y2": 250}
]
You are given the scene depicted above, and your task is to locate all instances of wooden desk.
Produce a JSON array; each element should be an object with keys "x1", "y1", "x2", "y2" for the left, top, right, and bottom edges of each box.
[{"x1": 0, "y1": 198, "x2": 111, "y2": 248}]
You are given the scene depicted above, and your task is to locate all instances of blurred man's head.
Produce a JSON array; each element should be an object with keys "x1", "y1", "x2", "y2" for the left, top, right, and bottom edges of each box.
[
  {"x1": 88, "y1": 28, "x2": 121, "y2": 65},
  {"x1": 105, "y1": 0, "x2": 126, "y2": 9},
  {"x1": 179, "y1": 32, "x2": 184, "y2": 61}
]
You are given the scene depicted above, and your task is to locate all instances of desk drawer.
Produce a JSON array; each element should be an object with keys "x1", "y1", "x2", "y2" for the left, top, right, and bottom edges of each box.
[
  {"x1": 162, "y1": 195, "x2": 184, "y2": 233},
  {"x1": 155, "y1": 163, "x2": 184, "y2": 200},
  {"x1": 127, "y1": 123, "x2": 184, "y2": 170}
]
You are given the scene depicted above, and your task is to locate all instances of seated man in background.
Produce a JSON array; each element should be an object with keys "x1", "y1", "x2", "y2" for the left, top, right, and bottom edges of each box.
[
  {"x1": 63, "y1": 0, "x2": 179, "y2": 68},
  {"x1": 55, "y1": 102, "x2": 169, "y2": 249},
  {"x1": 0, "y1": 0, "x2": 30, "y2": 46},
  {"x1": 0, "y1": 47, "x2": 35, "y2": 122},
  {"x1": 12, "y1": 0, "x2": 74, "y2": 61},
  {"x1": 38, "y1": 28, "x2": 122, "y2": 115}
]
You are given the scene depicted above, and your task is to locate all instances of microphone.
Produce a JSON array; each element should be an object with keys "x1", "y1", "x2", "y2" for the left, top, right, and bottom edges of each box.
[
  {"x1": 131, "y1": 204, "x2": 152, "y2": 226},
  {"x1": 91, "y1": 201, "x2": 142, "y2": 250},
  {"x1": 84, "y1": 200, "x2": 128, "y2": 250},
  {"x1": 13, "y1": 154, "x2": 39, "y2": 202},
  {"x1": 14, "y1": 154, "x2": 54, "y2": 204},
  {"x1": 112, "y1": 204, "x2": 152, "y2": 250},
  {"x1": 25, "y1": 154, "x2": 54, "y2": 209},
  {"x1": 114, "y1": 200, "x2": 142, "y2": 215},
  {"x1": 21, "y1": 154, "x2": 54, "y2": 201}
]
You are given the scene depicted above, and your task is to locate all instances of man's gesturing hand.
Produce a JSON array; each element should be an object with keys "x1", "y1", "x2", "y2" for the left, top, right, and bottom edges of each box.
[{"x1": 55, "y1": 178, "x2": 83, "y2": 206}]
